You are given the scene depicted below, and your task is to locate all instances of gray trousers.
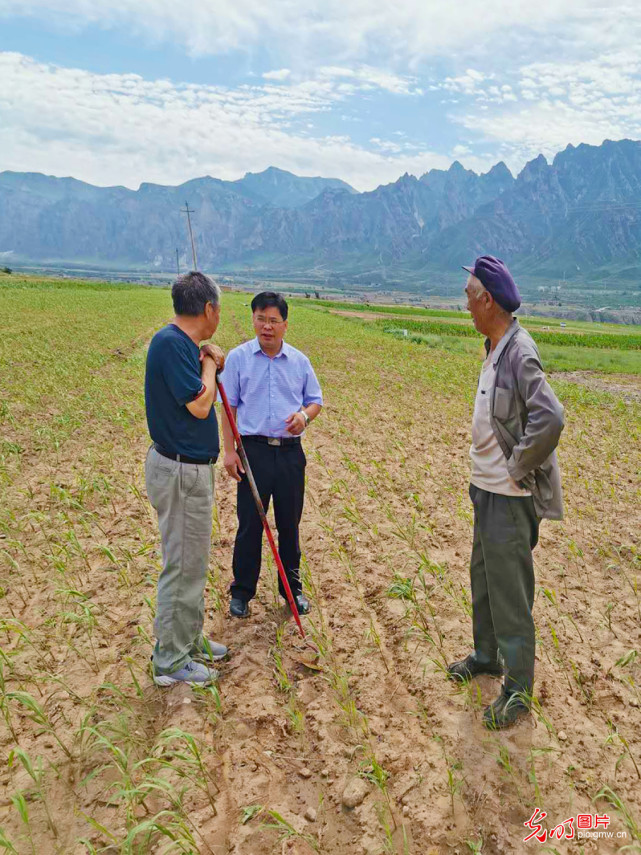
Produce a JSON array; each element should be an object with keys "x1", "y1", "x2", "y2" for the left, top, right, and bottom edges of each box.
[
  {"x1": 145, "y1": 446, "x2": 214, "y2": 674},
  {"x1": 469, "y1": 484, "x2": 539, "y2": 696}
]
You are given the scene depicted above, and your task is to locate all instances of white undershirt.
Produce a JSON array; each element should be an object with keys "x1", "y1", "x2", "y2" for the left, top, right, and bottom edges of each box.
[{"x1": 470, "y1": 356, "x2": 531, "y2": 497}]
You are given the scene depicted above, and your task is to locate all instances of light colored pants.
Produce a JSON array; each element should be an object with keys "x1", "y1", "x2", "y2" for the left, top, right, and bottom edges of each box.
[{"x1": 145, "y1": 446, "x2": 214, "y2": 674}]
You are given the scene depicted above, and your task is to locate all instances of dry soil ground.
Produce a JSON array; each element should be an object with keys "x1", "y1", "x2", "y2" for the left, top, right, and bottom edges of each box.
[{"x1": 0, "y1": 288, "x2": 640, "y2": 855}]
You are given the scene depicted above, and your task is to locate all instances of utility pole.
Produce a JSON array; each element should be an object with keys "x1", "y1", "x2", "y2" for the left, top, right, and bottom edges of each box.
[
  {"x1": 175, "y1": 248, "x2": 180, "y2": 276},
  {"x1": 180, "y1": 201, "x2": 198, "y2": 270}
]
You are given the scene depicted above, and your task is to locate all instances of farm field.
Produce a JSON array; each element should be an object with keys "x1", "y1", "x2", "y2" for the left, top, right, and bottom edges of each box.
[
  {"x1": 0, "y1": 275, "x2": 640, "y2": 854},
  {"x1": 308, "y1": 303, "x2": 641, "y2": 377}
]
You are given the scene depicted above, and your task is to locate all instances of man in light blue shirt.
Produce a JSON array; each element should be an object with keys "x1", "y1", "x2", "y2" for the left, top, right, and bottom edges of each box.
[{"x1": 221, "y1": 292, "x2": 323, "y2": 618}]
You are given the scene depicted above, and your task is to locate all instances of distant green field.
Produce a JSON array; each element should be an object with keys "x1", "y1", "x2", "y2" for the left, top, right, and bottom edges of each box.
[
  {"x1": 384, "y1": 328, "x2": 641, "y2": 375},
  {"x1": 296, "y1": 295, "x2": 640, "y2": 332},
  {"x1": 290, "y1": 296, "x2": 468, "y2": 319},
  {"x1": 0, "y1": 273, "x2": 159, "y2": 291},
  {"x1": 378, "y1": 318, "x2": 641, "y2": 351}
]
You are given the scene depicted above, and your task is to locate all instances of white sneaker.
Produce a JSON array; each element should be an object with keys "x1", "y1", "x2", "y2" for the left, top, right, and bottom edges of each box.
[
  {"x1": 153, "y1": 659, "x2": 219, "y2": 687},
  {"x1": 192, "y1": 637, "x2": 229, "y2": 664}
]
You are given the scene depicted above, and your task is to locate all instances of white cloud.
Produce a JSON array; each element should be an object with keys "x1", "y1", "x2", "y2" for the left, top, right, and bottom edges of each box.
[
  {"x1": 0, "y1": 52, "x2": 456, "y2": 190},
  {"x1": 3, "y1": 3, "x2": 641, "y2": 186},
  {"x1": 454, "y1": 49, "x2": 641, "y2": 168},
  {"x1": 0, "y1": 0, "x2": 627, "y2": 64},
  {"x1": 263, "y1": 68, "x2": 291, "y2": 81},
  {"x1": 442, "y1": 70, "x2": 491, "y2": 96},
  {"x1": 317, "y1": 65, "x2": 421, "y2": 95}
]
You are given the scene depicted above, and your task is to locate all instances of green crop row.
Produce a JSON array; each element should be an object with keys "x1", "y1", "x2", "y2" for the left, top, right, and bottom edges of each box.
[
  {"x1": 290, "y1": 297, "x2": 468, "y2": 319},
  {"x1": 378, "y1": 318, "x2": 641, "y2": 351},
  {"x1": 0, "y1": 274, "x2": 162, "y2": 291}
]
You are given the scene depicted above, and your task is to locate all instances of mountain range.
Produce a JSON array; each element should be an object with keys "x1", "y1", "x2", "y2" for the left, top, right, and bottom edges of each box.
[{"x1": 1, "y1": 140, "x2": 641, "y2": 294}]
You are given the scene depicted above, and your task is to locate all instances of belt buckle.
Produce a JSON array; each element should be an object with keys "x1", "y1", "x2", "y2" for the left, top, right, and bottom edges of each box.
[{"x1": 268, "y1": 437, "x2": 281, "y2": 446}]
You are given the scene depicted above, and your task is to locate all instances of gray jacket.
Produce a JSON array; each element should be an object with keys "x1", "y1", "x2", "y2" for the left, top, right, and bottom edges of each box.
[{"x1": 485, "y1": 319, "x2": 565, "y2": 520}]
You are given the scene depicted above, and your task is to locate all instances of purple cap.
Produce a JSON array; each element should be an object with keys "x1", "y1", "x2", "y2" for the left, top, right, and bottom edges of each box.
[{"x1": 462, "y1": 255, "x2": 521, "y2": 312}]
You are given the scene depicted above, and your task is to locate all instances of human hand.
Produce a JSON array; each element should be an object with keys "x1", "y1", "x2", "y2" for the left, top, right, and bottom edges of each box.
[
  {"x1": 224, "y1": 450, "x2": 245, "y2": 482},
  {"x1": 200, "y1": 343, "x2": 225, "y2": 371},
  {"x1": 285, "y1": 412, "x2": 306, "y2": 436}
]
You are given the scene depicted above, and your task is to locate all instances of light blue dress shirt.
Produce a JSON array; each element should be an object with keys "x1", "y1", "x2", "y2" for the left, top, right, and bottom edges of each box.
[{"x1": 221, "y1": 338, "x2": 323, "y2": 437}]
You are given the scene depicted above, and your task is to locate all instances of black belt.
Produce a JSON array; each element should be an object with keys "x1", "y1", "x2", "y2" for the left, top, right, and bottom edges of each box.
[
  {"x1": 153, "y1": 443, "x2": 215, "y2": 465},
  {"x1": 242, "y1": 435, "x2": 301, "y2": 446}
]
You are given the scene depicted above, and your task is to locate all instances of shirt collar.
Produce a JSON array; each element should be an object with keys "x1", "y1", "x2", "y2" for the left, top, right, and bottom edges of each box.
[
  {"x1": 251, "y1": 337, "x2": 290, "y2": 358},
  {"x1": 485, "y1": 318, "x2": 520, "y2": 367}
]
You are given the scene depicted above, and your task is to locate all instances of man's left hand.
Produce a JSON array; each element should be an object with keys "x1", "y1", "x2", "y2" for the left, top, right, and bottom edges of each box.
[
  {"x1": 285, "y1": 412, "x2": 306, "y2": 435},
  {"x1": 200, "y1": 344, "x2": 225, "y2": 371}
]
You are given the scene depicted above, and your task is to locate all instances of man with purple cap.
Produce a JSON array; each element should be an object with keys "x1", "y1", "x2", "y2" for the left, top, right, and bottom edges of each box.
[{"x1": 447, "y1": 256, "x2": 564, "y2": 729}]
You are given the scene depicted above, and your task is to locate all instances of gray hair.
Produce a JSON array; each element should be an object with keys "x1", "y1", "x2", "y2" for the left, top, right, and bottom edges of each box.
[
  {"x1": 467, "y1": 275, "x2": 486, "y2": 298},
  {"x1": 468, "y1": 274, "x2": 512, "y2": 317},
  {"x1": 172, "y1": 271, "x2": 220, "y2": 316}
]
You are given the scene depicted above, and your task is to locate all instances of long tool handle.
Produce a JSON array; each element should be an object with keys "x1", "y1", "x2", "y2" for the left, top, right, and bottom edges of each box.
[{"x1": 216, "y1": 378, "x2": 306, "y2": 638}]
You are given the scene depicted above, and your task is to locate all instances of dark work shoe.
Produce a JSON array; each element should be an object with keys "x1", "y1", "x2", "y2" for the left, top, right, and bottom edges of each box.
[
  {"x1": 229, "y1": 598, "x2": 249, "y2": 618},
  {"x1": 293, "y1": 593, "x2": 310, "y2": 615},
  {"x1": 447, "y1": 653, "x2": 503, "y2": 682},
  {"x1": 483, "y1": 690, "x2": 530, "y2": 730}
]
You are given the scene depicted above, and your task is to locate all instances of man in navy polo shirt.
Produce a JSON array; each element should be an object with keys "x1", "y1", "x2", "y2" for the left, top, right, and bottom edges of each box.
[
  {"x1": 145, "y1": 271, "x2": 228, "y2": 686},
  {"x1": 221, "y1": 292, "x2": 323, "y2": 618}
]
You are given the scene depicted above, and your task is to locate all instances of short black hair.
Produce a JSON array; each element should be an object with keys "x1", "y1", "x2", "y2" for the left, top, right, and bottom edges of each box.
[
  {"x1": 251, "y1": 291, "x2": 288, "y2": 320},
  {"x1": 172, "y1": 271, "x2": 220, "y2": 316}
]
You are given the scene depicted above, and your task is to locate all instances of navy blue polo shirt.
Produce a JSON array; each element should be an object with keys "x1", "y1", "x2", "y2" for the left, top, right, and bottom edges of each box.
[{"x1": 145, "y1": 324, "x2": 219, "y2": 460}]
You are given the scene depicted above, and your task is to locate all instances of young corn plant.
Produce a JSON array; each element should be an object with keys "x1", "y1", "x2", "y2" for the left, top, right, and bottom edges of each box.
[
  {"x1": 270, "y1": 622, "x2": 306, "y2": 739},
  {"x1": 152, "y1": 727, "x2": 219, "y2": 816},
  {"x1": 0, "y1": 661, "x2": 19, "y2": 742},
  {"x1": 9, "y1": 790, "x2": 36, "y2": 855},
  {"x1": 123, "y1": 806, "x2": 213, "y2": 855},
  {"x1": 593, "y1": 785, "x2": 640, "y2": 844},
  {"x1": 7, "y1": 691, "x2": 73, "y2": 760},
  {"x1": 365, "y1": 617, "x2": 389, "y2": 673},
  {"x1": 0, "y1": 827, "x2": 18, "y2": 854},
  {"x1": 57, "y1": 588, "x2": 100, "y2": 671},
  {"x1": 603, "y1": 719, "x2": 641, "y2": 780},
  {"x1": 359, "y1": 750, "x2": 397, "y2": 834},
  {"x1": 8, "y1": 748, "x2": 58, "y2": 840},
  {"x1": 259, "y1": 808, "x2": 319, "y2": 852}
]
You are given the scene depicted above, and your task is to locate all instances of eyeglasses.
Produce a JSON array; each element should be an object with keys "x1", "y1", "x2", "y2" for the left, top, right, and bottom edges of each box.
[{"x1": 254, "y1": 316, "x2": 286, "y2": 326}]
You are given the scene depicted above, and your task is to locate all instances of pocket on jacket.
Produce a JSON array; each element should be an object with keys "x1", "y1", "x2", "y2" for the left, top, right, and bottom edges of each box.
[
  {"x1": 493, "y1": 386, "x2": 515, "y2": 421},
  {"x1": 534, "y1": 467, "x2": 553, "y2": 505}
]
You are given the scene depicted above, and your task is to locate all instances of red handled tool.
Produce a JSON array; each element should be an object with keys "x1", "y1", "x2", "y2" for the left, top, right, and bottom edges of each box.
[{"x1": 216, "y1": 378, "x2": 306, "y2": 639}]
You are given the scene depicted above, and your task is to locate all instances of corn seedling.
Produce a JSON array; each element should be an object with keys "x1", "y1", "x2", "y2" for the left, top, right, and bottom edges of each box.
[
  {"x1": 0, "y1": 827, "x2": 18, "y2": 854},
  {"x1": 604, "y1": 719, "x2": 641, "y2": 780},
  {"x1": 240, "y1": 804, "x2": 263, "y2": 825},
  {"x1": 445, "y1": 756, "x2": 465, "y2": 818},
  {"x1": 7, "y1": 691, "x2": 72, "y2": 759},
  {"x1": 9, "y1": 791, "x2": 36, "y2": 855},
  {"x1": 594, "y1": 785, "x2": 640, "y2": 843},
  {"x1": 8, "y1": 748, "x2": 58, "y2": 839},
  {"x1": 360, "y1": 751, "x2": 397, "y2": 832},
  {"x1": 153, "y1": 727, "x2": 219, "y2": 815},
  {"x1": 260, "y1": 808, "x2": 319, "y2": 851}
]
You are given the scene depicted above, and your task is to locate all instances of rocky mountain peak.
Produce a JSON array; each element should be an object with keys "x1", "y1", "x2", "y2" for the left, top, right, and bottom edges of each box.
[
  {"x1": 518, "y1": 153, "x2": 549, "y2": 182},
  {"x1": 1, "y1": 140, "x2": 639, "y2": 284},
  {"x1": 486, "y1": 161, "x2": 513, "y2": 181}
]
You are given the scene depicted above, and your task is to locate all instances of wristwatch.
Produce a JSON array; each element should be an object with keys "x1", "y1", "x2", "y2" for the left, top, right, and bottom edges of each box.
[{"x1": 300, "y1": 409, "x2": 310, "y2": 427}]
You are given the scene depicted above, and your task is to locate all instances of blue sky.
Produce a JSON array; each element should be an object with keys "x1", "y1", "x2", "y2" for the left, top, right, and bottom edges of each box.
[{"x1": 1, "y1": 1, "x2": 640, "y2": 190}]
